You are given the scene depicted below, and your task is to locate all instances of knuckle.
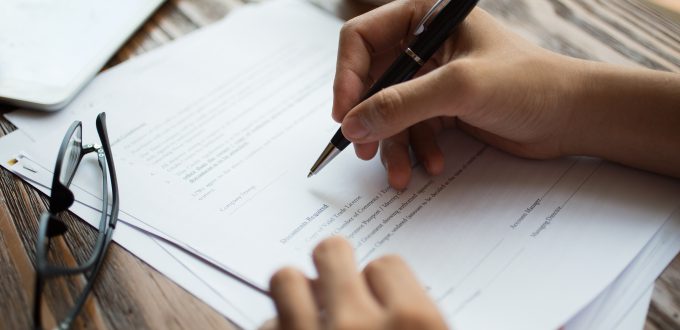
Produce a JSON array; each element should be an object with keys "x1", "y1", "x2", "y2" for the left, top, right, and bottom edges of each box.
[
  {"x1": 370, "y1": 88, "x2": 403, "y2": 125},
  {"x1": 340, "y1": 18, "x2": 360, "y2": 37},
  {"x1": 444, "y1": 60, "x2": 484, "y2": 110}
]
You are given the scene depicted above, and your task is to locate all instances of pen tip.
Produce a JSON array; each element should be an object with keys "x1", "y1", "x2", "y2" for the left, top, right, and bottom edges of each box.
[{"x1": 307, "y1": 171, "x2": 314, "y2": 178}]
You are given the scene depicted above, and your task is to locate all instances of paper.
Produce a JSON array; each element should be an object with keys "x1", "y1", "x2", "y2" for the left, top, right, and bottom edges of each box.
[
  {"x1": 0, "y1": 130, "x2": 274, "y2": 329},
  {"x1": 5, "y1": 130, "x2": 676, "y2": 330},
  {"x1": 565, "y1": 207, "x2": 680, "y2": 329},
  {"x1": 614, "y1": 285, "x2": 654, "y2": 330},
  {"x1": 616, "y1": 285, "x2": 654, "y2": 330},
  {"x1": 4, "y1": 1, "x2": 680, "y2": 329}
]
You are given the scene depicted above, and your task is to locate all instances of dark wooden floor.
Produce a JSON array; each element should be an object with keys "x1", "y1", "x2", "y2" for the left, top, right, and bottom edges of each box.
[{"x1": 0, "y1": 0, "x2": 678, "y2": 329}]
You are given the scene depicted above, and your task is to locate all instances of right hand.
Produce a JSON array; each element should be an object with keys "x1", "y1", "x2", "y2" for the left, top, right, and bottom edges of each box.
[{"x1": 333, "y1": 0, "x2": 586, "y2": 189}]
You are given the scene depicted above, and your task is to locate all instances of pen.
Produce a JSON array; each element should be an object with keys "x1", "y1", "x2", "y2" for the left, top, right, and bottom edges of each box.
[{"x1": 308, "y1": 0, "x2": 479, "y2": 177}]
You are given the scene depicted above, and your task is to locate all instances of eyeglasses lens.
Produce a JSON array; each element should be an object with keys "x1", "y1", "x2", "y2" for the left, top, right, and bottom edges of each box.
[{"x1": 59, "y1": 125, "x2": 82, "y2": 186}]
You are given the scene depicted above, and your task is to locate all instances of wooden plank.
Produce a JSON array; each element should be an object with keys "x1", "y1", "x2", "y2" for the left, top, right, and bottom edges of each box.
[
  {"x1": 647, "y1": 254, "x2": 680, "y2": 329},
  {"x1": 0, "y1": 197, "x2": 49, "y2": 328}
]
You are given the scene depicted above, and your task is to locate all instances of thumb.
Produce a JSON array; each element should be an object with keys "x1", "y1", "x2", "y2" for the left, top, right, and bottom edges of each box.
[{"x1": 340, "y1": 64, "x2": 467, "y2": 143}]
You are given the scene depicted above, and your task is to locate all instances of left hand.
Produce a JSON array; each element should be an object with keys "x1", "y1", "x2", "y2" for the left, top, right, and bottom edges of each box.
[{"x1": 262, "y1": 236, "x2": 448, "y2": 330}]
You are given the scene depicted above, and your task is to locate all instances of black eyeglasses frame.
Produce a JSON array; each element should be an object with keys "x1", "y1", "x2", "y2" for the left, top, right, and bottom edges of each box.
[{"x1": 32, "y1": 112, "x2": 119, "y2": 330}]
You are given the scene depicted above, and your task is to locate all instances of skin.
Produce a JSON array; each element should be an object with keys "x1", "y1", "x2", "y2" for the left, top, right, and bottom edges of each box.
[
  {"x1": 266, "y1": 0, "x2": 680, "y2": 328},
  {"x1": 334, "y1": 0, "x2": 680, "y2": 190},
  {"x1": 264, "y1": 237, "x2": 447, "y2": 330}
]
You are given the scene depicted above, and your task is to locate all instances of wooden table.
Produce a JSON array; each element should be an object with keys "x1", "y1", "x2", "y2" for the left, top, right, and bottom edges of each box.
[{"x1": 1, "y1": 0, "x2": 679, "y2": 329}]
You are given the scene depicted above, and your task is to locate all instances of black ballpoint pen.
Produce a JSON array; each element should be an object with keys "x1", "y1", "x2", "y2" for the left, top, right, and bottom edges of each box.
[{"x1": 308, "y1": 0, "x2": 479, "y2": 178}]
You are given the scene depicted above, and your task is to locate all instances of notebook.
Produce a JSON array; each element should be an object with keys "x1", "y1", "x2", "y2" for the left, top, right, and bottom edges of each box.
[{"x1": 0, "y1": 0, "x2": 164, "y2": 110}]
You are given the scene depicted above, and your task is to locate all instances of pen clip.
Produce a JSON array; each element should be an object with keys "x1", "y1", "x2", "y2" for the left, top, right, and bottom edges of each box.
[{"x1": 414, "y1": 0, "x2": 449, "y2": 35}]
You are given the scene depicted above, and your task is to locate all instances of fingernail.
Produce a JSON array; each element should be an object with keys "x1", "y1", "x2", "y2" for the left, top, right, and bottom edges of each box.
[{"x1": 342, "y1": 116, "x2": 370, "y2": 139}]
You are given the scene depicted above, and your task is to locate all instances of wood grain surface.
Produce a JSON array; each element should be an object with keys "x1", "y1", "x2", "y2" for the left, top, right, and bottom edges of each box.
[{"x1": 0, "y1": 0, "x2": 679, "y2": 329}]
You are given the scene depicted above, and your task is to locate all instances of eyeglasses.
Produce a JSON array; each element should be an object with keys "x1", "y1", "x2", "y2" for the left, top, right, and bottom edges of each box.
[{"x1": 33, "y1": 112, "x2": 119, "y2": 330}]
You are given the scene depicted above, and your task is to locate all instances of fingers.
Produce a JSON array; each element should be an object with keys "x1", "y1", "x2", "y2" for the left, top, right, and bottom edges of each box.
[
  {"x1": 380, "y1": 131, "x2": 412, "y2": 190},
  {"x1": 332, "y1": 0, "x2": 431, "y2": 122},
  {"x1": 410, "y1": 120, "x2": 444, "y2": 175},
  {"x1": 268, "y1": 238, "x2": 447, "y2": 330},
  {"x1": 354, "y1": 141, "x2": 379, "y2": 160},
  {"x1": 379, "y1": 121, "x2": 444, "y2": 190},
  {"x1": 341, "y1": 62, "x2": 473, "y2": 144},
  {"x1": 269, "y1": 267, "x2": 318, "y2": 330},
  {"x1": 364, "y1": 255, "x2": 447, "y2": 329},
  {"x1": 364, "y1": 255, "x2": 431, "y2": 307},
  {"x1": 312, "y1": 237, "x2": 377, "y2": 316}
]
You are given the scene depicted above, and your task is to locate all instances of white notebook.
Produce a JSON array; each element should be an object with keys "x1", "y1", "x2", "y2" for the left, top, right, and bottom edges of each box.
[{"x1": 0, "y1": 0, "x2": 164, "y2": 110}]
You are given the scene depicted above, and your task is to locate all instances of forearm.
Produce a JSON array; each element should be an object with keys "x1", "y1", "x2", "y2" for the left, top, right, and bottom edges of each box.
[{"x1": 563, "y1": 60, "x2": 680, "y2": 178}]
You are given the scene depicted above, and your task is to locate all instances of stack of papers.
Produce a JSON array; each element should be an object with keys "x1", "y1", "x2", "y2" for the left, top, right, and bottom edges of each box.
[{"x1": 2, "y1": 1, "x2": 679, "y2": 329}]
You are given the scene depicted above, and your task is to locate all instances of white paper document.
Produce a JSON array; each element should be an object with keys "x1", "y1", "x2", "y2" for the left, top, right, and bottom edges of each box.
[
  {"x1": 4, "y1": 1, "x2": 680, "y2": 329},
  {"x1": 564, "y1": 207, "x2": 680, "y2": 329},
  {"x1": 5, "y1": 130, "x2": 679, "y2": 330},
  {"x1": 0, "y1": 131, "x2": 274, "y2": 329}
]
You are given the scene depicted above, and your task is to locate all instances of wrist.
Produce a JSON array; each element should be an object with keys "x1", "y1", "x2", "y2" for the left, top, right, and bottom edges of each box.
[
  {"x1": 557, "y1": 58, "x2": 605, "y2": 158},
  {"x1": 543, "y1": 55, "x2": 594, "y2": 158},
  {"x1": 559, "y1": 59, "x2": 680, "y2": 177}
]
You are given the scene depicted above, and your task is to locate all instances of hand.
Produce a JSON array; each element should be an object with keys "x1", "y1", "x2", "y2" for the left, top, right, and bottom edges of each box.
[
  {"x1": 264, "y1": 237, "x2": 447, "y2": 330},
  {"x1": 332, "y1": 0, "x2": 680, "y2": 188},
  {"x1": 333, "y1": 0, "x2": 576, "y2": 189}
]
